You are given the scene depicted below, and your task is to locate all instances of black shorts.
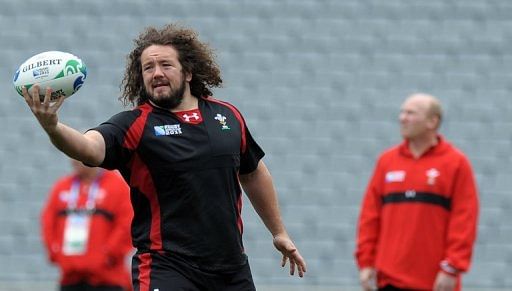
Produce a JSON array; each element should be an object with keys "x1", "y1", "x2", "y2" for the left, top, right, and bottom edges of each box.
[
  {"x1": 132, "y1": 252, "x2": 256, "y2": 291},
  {"x1": 60, "y1": 282, "x2": 123, "y2": 291}
]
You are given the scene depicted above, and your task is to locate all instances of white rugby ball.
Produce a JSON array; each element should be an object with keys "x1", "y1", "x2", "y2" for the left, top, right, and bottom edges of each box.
[{"x1": 13, "y1": 51, "x2": 87, "y2": 101}]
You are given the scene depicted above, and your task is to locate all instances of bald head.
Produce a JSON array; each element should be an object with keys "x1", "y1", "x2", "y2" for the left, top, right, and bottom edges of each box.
[
  {"x1": 405, "y1": 93, "x2": 443, "y2": 128},
  {"x1": 399, "y1": 93, "x2": 444, "y2": 141}
]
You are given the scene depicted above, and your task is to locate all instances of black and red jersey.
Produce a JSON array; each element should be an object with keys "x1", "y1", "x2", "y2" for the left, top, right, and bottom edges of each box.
[
  {"x1": 93, "y1": 96, "x2": 264, "y2": 272},
  {"x1": 355, "y1": 136, "x2": 479, "y2": 290}
]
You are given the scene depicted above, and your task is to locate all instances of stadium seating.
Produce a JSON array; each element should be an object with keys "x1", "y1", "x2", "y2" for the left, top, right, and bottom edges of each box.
[{"x1": 1, "y1": 0, "x2": 511, "y2": 289}]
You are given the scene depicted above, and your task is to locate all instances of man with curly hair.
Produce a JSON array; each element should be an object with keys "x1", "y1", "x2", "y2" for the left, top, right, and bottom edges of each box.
[{"x1": 22, "y1": 23, "x2": 306, "y2": 291}]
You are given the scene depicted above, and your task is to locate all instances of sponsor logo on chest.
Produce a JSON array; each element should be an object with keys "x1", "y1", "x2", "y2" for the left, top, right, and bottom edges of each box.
[
  {"x1": 177, "y1": 109, "x2": 203, "y2": 125},
  {"x1": 385, "y1": 170, "x2": 405, "y2": 182},
  {"x1": 154, "y1": 124, "x2": 183, "y2": 136},
  {"x1": 182, "y1": 112, "x2": 200, "y2": 122}
]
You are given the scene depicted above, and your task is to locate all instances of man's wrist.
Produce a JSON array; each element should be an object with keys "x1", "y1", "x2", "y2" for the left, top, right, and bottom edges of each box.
[{"x1": 440, "y1": 260, "x2": 459, "y2": 276}]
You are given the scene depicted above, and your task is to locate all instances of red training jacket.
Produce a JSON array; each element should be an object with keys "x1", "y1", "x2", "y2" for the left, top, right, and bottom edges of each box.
[
  {"x1": 41, "y1": 170, "x2": 133, "y2": 289},
  {"x1": 355, "y1": 136, "x2": 479, "y2": 290}
]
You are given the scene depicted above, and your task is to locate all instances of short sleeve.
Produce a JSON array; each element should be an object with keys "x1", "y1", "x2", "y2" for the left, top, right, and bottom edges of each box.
[
  {"x1": 90, "y1": 110, "x2": 141, "y2": 170},
  {"x1": 239, "y1": 126, "x2": 265, "y2": 175}
]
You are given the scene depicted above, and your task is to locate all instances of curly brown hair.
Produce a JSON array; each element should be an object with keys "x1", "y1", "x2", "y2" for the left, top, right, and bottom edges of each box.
[{"x1": 120, "y1": 23, "x2": 223, "y2": 106}]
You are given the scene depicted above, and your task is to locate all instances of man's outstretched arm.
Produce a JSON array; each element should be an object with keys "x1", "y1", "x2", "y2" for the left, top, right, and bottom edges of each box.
[{"x1": 22, "y1": 85, "x2": 105, "y2": 166}]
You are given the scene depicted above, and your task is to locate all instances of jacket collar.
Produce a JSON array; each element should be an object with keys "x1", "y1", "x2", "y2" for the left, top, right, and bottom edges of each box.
[{"x1": 399, "y1": 134, "x2": 448, "y2": 159}]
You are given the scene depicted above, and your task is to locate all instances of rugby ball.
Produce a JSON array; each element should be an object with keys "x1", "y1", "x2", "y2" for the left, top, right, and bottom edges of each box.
[{"x1": 13, "y1": 51, "x2": 87, "y2": 101}]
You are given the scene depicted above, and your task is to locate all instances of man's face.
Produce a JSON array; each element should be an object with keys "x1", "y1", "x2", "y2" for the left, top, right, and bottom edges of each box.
[
  {"x1": 399, "y1": 97, "x2": 433, "y2": 140},
  {"x1": 141, "y1": 45, "x2": 190, "y2": 109}
]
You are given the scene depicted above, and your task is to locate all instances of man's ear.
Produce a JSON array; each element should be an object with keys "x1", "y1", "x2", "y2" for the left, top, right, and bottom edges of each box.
[{"x1": 428, "y1": 115, "x2": 440, "y2": 130}]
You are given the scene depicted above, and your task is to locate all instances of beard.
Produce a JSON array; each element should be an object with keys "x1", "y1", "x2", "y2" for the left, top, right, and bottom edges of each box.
[{"x1": 146, "y1": 77, "x2": 186, "y2": 110}]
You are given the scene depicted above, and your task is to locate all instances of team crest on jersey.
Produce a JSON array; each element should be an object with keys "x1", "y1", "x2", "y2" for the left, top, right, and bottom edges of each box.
[
  {"x1": 154, "y1": 124, "x2": 182, "y2": 136},
  {"x1": 426, "y1": 168, "x2": 440, "y2": 185},
  {"x1": 214, "y1": 114, "x2": 230, "y2": 130},
  {"x1": 385, "y1": 170, "x2": 405, "y2": 182}
]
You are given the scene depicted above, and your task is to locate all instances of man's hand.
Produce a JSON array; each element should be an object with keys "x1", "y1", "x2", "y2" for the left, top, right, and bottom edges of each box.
[
  {"x1": 22, "y1": 85, "x2": 65, "y2": 133},
  {"x1": 273, "y1": 234, "x2": 307, "y2": 277},
  {"x1": 359, "y1": 267, "x2": 377, "y2": 291},
  {"x1": 433, "y1": 271, "x2": 457, "y2": 291}
]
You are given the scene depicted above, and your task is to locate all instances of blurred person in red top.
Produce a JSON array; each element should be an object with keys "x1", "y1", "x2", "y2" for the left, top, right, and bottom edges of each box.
[
  {"x1": 355, "y1": 93, "x2": 479, "y2": 291},
  {"x1": 41, "y1": 159, "x2": 133, "y2": 291}
]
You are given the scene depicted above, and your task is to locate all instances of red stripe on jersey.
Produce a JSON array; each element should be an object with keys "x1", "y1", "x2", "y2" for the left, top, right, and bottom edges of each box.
[
  {"x1": 137, "y1": 252, "x2": 152, "y2": 291},
  {"x1": 124, "y1": 103, "x2": 153, "y2": 150},
  {"x1": 130, "y1": 153, "x2": 163, "y2": 250},
  {"x1": 236, "y1": 190, "x2": 243, "y2": 235},
  {"x1": 205, "y1": 97, "x2": 247, "y2": 153}
]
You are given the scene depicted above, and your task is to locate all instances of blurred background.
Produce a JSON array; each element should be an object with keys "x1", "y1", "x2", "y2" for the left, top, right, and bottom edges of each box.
[{"x1": 1, "y1": 0, "x2": 512, "y2": 290}]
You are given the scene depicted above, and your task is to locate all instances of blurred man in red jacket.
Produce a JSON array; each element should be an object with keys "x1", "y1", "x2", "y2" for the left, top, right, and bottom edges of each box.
[
  {"x1": 355, "y1": 93, "x2": 479, "y2": 291},
  {"x1": 41, "y1": 159, "x2": 133, "y2": 291}
]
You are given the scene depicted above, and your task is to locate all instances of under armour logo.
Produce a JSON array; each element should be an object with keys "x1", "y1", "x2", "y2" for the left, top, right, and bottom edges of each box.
[{"x1": 182, "y1": 113, "x2": 200, "y2": 122}]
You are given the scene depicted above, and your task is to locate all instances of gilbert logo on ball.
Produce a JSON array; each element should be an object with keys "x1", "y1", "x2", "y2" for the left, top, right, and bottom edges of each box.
[{"x1": 13, "y1": 51, "x2": 87, "y2": 101}]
